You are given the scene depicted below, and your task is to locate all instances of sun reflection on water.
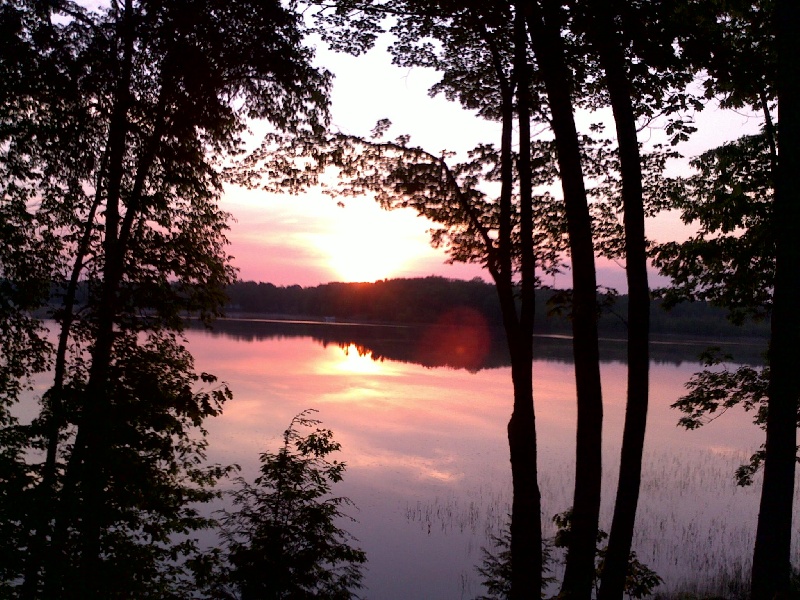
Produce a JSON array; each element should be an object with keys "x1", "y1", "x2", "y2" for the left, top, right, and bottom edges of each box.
[{"x1": 335, "y1": 343, "x2": 385, "y2": 375}]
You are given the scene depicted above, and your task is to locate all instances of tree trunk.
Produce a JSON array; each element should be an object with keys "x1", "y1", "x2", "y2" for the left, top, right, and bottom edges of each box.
[
  {"x1": 588, "y1": 4, "x2": 651, "y2": 599},
  {"x1": 751, "y1": 0, "x2": 800, "y2": 597},
  {"x1": 526, "y1": 1, "x2": 603, "y2": 597},
  {"x1": 45, "y1": 5, "x2": 135, "y2": 596},
  {"x1": 506, "y1": 7, "x2": 543, "y2": 598},
  {"x1": 487, "y1": 14, "x2": 544, "y2": 592},
  {"x1": 506, "y1": 332, "x2": 542, "y2": 600},
  {"x1": 455, "y1": 14, "x2": 545, "y2": 596},
  {"x1": 22, "y1": 169, "x2": 106, "y2": 600}
]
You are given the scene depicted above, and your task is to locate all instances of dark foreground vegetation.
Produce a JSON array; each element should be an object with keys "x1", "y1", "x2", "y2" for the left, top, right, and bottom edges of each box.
[{"x1": 204, "y1": 411, "x2": 367, "y2": 599}]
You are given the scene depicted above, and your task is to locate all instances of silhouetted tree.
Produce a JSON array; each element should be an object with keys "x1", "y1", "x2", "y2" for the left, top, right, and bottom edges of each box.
[
  {"x1": 752, "y1": 0, "x2": 798, "y2": 595},
  {"x1": 569, "y1": 1, "x2": 697, "y2": 595},
  {"x1": 210, "y1": 410, "x2": 366, "y2": 600},
  {"x1": 654, "y1": 133, "x2": 777, "y2": 483},
  {"x1": 651, "y1": 1, "x2": 797, "y2": 594},
  {"x1": 521, "y1": 3, "x2": 604, "y2": 595},
  {"x1": 1, "y1": 1, "x2": 330, "y2": 597}
]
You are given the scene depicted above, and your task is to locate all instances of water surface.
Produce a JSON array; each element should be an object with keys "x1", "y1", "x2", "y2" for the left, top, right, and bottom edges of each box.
[{"x1": 185, "y1": 319, "x2": 792, "y2": 599}]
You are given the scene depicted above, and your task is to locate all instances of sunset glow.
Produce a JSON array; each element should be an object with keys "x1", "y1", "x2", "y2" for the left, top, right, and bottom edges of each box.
[
  {"x1": 311, "y1": 198, "x2": 437, "y2": 282},
  {"x1": 223, "y1": 182, "x2": 469, "y2": 285},
  {"x1": 218, "y1": 47, "x2": 763, "y2": 290}
]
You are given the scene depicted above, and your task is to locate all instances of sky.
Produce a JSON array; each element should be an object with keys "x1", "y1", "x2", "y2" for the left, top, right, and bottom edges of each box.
[{"x1": 220, "y1": 40, "x2": 766, "y2": 292}]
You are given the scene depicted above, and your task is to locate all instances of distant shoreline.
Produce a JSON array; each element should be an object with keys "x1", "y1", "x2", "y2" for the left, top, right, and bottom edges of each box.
[
  {"x1": 217, "y1": 312, "x2": 768, "y2": 350},
  {"x1": 195, "y1": 314, "x2": 768, "y2": 368},
  {"x1": 223, "y1": 277, "x2": 771, "y2": 342}
]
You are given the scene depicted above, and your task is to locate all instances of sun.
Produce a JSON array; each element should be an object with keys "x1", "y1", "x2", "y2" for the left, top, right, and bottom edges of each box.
[
  {"x1": 312, "y1": 200, "x2": 433, "y2": 282},
  {"x1": 317, "y1": 227, "x2": 405, "y2": 282}
]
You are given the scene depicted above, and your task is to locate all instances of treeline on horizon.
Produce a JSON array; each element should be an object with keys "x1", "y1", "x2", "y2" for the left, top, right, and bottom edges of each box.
[{"x1": 225, "y1": 276, "x2": 770, "y2": 339}]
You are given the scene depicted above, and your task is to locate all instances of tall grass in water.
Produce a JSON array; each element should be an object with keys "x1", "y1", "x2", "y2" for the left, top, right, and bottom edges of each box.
[{"x1": 407, "y1": 443, "x2": 800, "y2": 598}]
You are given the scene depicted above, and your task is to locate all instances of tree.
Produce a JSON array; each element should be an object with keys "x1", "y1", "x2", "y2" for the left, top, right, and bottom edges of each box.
[
  {"x1": 582, "y1": 5, "x2": 650, "y2": 589},
  {"x1": 752, "y1": 0, "x2": 799, "y2": 595},
  {"x1": 212, "y1": 410, "x2": 367, "y2": 600},
  {"x1": 653, "y1": 128, "x2": 797, "y2": 598},
  {"x1": 530, "y1": 2, "x2": 697, "y2": 594},
  {"x1": 567, "y1": 1, "x2": 697, "y2": 596},
  {"x1": 1, "y1": 1, "x2": 330, "y2": 597},
  {"x1": 654, "y1": 133, "x2": 777, "y2": 489},
  {"x1": 523, "y1": 3, "x2": 605, "y2": 596},
  {"x1": 654, "y1": 133, "x2": 775, "y2": 324},
  {"x1": 1, "y1": 3, "x2": 80, "y2": 594},
  {"x1": 652, "y1": 1, "x2": 799, "y2": 594}
]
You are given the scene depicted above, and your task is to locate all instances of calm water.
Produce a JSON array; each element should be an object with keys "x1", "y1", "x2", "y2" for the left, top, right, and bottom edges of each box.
[
  {"x1": 20, "y1": 319, "x2": 794, "y2": 598},
  {"x1": 179, "y1": 318, "x2": 798, "y2": 599}
]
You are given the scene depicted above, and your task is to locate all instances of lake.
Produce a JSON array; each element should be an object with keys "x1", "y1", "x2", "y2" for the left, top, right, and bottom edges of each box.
[{"x1": 176, "y1": 317, "x2": 799, "y2": 599}]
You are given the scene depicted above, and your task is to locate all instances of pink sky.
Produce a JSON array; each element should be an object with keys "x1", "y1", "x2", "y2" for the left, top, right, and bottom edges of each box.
[{"x1": 220, "y1": 44, "x2": 765, "y2": 292}]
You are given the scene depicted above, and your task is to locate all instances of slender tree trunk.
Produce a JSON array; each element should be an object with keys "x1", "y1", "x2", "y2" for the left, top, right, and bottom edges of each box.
[
  {"x1": 20, "y1": 8, "x2": 112, "y2": 596},
  {"x1": 515, "y1": 3, "x2": 535, "y2": 352},
  {"x1": 469, "y1": 12, "x2": 544, "y2": 594},
  {"x1": 505, "y1": 7, "x2": 543, "y2": 598},
  {"x1": 76, "y1": 9, "x2": 136, "y2": 591},
  {"x1": 76, "y1": 226, "x2": 127, "y2": 599},
  {"x1": 506, "y1": 342, "x2": 542, "y2": 600},
  {"x1": 751, "y1": 0, "x2": 800, "y2": 597},
  {"x1": 588, "y1": 4, "x2": 651, "y2": 599},
  {"x1": 486, "y1": 20, "x2": 543, "y2": 594},
  {"x1": 44, "y1": 5, "x2": 135, "y2": 597},
  {"x1": 526, "y1": 2, "x2": 603, "y2": 598},
  {"x1": 22, "y1": 164, "x2": 107, "y2": 600}
]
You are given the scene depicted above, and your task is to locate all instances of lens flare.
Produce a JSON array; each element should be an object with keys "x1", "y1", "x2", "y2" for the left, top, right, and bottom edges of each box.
[{"x1": 415, "y1": 307, "x2": 492, "y2": 372}]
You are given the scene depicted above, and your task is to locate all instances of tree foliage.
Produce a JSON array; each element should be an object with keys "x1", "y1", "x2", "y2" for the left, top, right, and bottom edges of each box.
[
  {"x1": 672, "y1": 346, "x2": 800, "y2": 490},
  {"x1": 210, "y1": 410, "x2": 367, "y2": 600},
  {"x1": 654, "y1": 1, "x2": 800, "y2": 594},
  {"x1": 237, "y1": 123, "x2": 569, "y2": 282},
  {"x1": 551, "y1": 510, "x2": 662, "y2": 600},
  {"x1": 650, "y1": 55, "x2": 787, "y2": 496},
  {"x1": 653, "y1": 133, "x2": 775, "y2": 325},
  {"x1": 1, "y1": 0, "x2": 330, "y2": 596}
]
